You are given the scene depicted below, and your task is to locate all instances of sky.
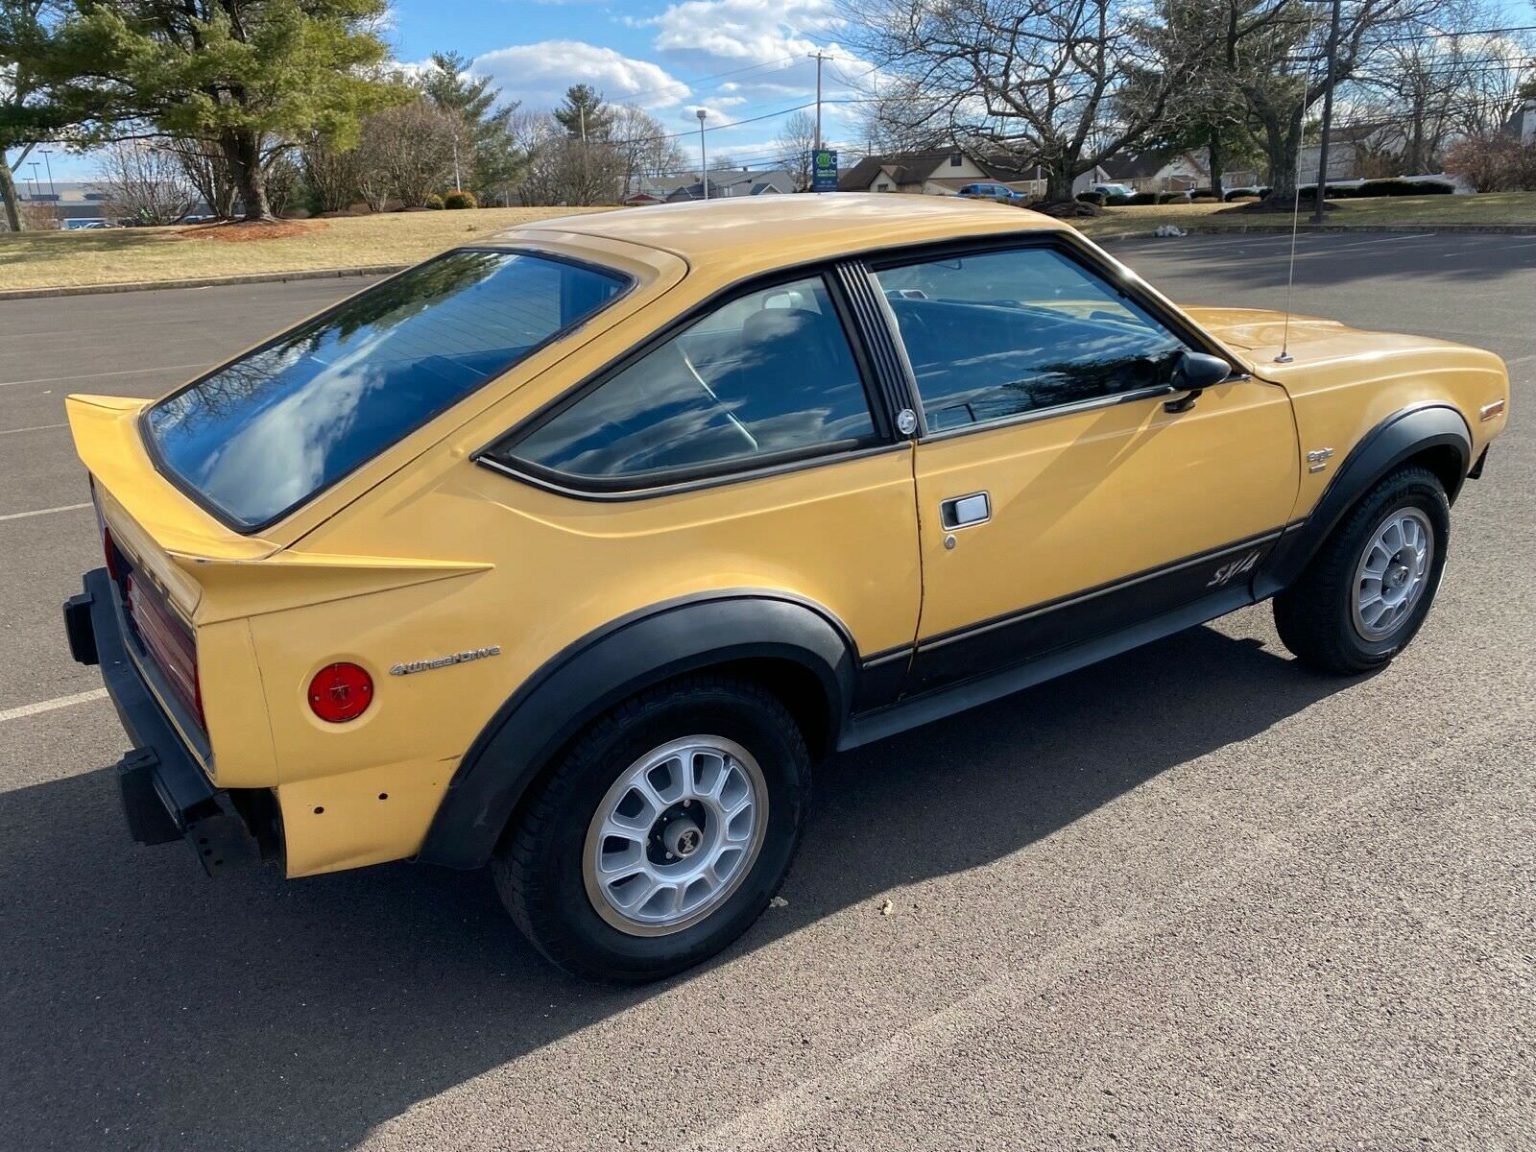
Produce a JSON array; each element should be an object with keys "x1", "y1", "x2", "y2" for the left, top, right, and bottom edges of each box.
[{"x1": 25, "y1": 0, "x2": 874, "y2": 185}]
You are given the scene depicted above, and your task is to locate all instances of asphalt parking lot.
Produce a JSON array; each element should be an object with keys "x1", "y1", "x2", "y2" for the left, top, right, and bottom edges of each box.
[{"x1": 2, "y1": 232, "x2": 1533, "y2": 1151}]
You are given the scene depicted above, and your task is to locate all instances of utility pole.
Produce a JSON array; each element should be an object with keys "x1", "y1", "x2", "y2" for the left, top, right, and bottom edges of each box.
[
  {"x1": 28, "y1": 162, "x2": 41, "y2": 198},
  {"x1": 696, "y1": 109, "x2": 709, "y2": 200},
  {"x1": 1310, "y1": 0, "x2": 1342, "y2": 225},
  {"x1": 39, "y1": 149, "x2": 56, "y2": 197},
  {"x1": 807, "y1": 50, "x2": 833, "y2": 152}
]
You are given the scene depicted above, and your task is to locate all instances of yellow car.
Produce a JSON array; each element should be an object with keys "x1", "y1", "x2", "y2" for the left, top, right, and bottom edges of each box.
[{"x1": 61, "y1": 197, "x2": 1508, "y2": 980}]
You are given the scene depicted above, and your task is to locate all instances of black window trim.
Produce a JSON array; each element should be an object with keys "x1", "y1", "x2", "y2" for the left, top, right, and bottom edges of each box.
[
  {"x1": 478, "y1": 262, "x2": 898, "y2": 500},
  {"x1": 139, "y1": 245, "x2": 636, "y2": 536},
  {"x1": 853, "y1": 231, "x2": 1247, "y2": 444}
]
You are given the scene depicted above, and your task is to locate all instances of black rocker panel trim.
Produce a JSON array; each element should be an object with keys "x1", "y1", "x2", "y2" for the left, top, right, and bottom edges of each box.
[
  {"x1": 909, "y1": 530, "x2": 1285, "y2": 694},
  {"x1": 1253, "y1": 403, "x2": 1472, "y2": 600},
  {"x1": 419, "y1": 592, "x2": 862, "y2": 870},
  {"x1": 841, "y1": 583, "x2": 1256, "y2": 751}
]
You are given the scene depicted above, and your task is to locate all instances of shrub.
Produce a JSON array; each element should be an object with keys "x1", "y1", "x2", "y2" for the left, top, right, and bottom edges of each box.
[
  {"x1": 1445, "y1": 135, "x2": 1536, "y2": 193},
  {"x1": 1156, "y1": 190, "x2": 1191, "y2": 204},
  {"x1": 443, "y1": 190, "x2": 478, "y2": 210},
  {"x1": 1127, "y1": 191, "x2": 1158, "y2": 206},
  {"x1": 1354, "y1": 178, "x2": 1454, "y2": 197},
  {"x1": 1076, "y1": 191, "x2": 1106, "y2": 207},
  {"x1": 424, "y1": 193, "x2": 445, "y2": 210}
]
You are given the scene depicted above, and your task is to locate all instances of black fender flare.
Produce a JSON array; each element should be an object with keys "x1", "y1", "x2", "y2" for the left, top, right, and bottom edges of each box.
[
  {"x1": 418, "y1": 592, "x2": 857, "y2": 869},
  {"x1": 1255, "y1": 402, "x2": 1471, "y2": 599}
]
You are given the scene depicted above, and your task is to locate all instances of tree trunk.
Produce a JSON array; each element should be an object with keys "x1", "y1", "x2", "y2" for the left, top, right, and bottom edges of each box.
[
  {"x1": 1208, "y1": 126, "x2": 1225, "y2": 199},
  {"x1": 1044, "y1": 159, "x2": 1076, "y2": 203},
  {"x1": 0, "y1": 159, "x2": 24, "y2": 232},
  {"x1": 1260, "y1": 106, "x2": 1304, "y2": 204},
  {"x1": 222, "y1": 129, "x2": 273, "y2": 221}
]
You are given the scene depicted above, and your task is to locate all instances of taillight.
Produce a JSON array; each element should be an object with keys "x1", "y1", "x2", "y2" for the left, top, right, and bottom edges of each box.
[
  {"x1": 102, "y1": 525, "x2": 126, "y2": 585},
  {"x1": 308, "y1": 663, "x2": 374, "y2": 723},
  {"x1": 125, "y1": 573, "x2": 204, "y2": 728}
]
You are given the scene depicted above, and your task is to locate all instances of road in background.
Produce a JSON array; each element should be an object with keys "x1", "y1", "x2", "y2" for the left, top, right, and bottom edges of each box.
[{"x1": 1, "y1": 234, "x2": 1532, "y2": 1151}]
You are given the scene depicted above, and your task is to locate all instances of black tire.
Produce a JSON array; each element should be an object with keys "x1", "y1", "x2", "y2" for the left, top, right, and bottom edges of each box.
[
  {"x1": 1274, "y1": 465, "x2": 1450, "y2": 675},
  {"x1": 492, "y1": 675, "x2": 811, "y2": 982}
]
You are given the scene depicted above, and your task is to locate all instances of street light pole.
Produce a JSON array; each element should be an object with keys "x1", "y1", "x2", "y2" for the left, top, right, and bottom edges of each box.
[
  {"x1": 1310, "y1": 0, "x2": 1342, "y2": 225},
  {"x1": 696, "y1": 108, "x2": 708, "y2": 201},
  {"x1": 39, "y1": 149, "x2": 56, "y2": 197},
  {"x1": 28, "y1": 162, "x2": 41, "y2": 198}
]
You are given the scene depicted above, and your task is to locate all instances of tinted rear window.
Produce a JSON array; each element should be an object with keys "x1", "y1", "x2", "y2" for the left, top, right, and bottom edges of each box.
[{"x1": 145, "y1": 249, "x2": 628, "y2": 529}]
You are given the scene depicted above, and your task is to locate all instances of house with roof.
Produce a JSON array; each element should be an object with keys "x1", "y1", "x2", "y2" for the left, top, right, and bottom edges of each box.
[
  {"x1": 837, "y1": 148, "x2": 1032, "y2": 196},
  {"x1": 625, "y1": 168, "x2": 796, "y2": 205}
]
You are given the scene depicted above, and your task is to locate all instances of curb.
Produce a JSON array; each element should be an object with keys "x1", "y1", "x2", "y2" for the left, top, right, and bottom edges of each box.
[
  {"x1": 1086, "y1": 222, "x2": 1536, "y2": 241},
  {"x1": 0, "y1": 264, "x2": 407, "y2": 302}
]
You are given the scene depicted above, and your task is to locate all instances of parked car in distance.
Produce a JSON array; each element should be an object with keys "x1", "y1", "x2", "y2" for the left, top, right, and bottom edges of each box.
[
  {"x1": 63, "y1": 195, "x2": 1509, "y2": 981},
  {"x1": 1090, "y1": 182, "x2": 1136, "y2": 200},
  {"x1": 958, "y1": 182, "x2": 1029, "y2": 205}
]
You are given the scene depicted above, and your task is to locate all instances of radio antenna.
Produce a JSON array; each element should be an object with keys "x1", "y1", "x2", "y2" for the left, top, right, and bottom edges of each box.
[{"x1": 1275, "y1": 5, "x2": 1322, "y2": 365}]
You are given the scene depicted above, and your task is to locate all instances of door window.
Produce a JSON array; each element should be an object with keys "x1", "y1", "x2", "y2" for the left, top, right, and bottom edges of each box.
[
  {"x1": 494, "y1": 275, "x2": 876, "y2": 485},
  {"x1": 872, "y1": 247, "x2": 1190, "y2": 433}
]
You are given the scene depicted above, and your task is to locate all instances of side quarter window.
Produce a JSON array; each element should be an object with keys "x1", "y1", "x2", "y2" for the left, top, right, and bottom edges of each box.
[
  {"x1": 492, "y1": 275, "x2": 878, "y2": 486},
  {"x1": 873, "y1": 247, "x2": 1191, "y2": 433}
]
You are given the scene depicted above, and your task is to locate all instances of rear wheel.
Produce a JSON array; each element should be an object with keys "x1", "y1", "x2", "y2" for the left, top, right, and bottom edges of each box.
[
  {"x1": 1274, "y1": 466, "x2": 1450, "y2": 675},
  {"x1": 493, "y1": 675, "x2": 810, "y2": 982}
]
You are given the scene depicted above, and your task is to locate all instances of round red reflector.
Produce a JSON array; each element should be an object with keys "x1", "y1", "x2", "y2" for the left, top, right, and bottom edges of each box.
[{"x1": 308, "y1": 662, "x2": 373, "y2": 723}]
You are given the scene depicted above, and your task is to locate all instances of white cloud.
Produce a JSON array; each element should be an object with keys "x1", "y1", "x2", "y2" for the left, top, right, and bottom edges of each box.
[
  {"x1": 650, "y1": 0, "x2": 843, "y2": 64},
  {"x1": 469, "y1": 41, "x2": 691, "y2": 109}
]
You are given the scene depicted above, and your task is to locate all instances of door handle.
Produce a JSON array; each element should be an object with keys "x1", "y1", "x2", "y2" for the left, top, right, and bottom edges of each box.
[{"x1": 940, "y1": 492, "x2": 991, "y2": 529}]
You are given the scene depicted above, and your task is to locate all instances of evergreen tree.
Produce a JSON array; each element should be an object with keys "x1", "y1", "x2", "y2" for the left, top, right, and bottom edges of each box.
[
  {"x1": 554, "y1": 84, "x2": 612, "y2": 142},
  {"x1": 45, "y1": 0, "x2": 403, "y2": 221},
  {"x1": 421, "y1": 50, "x2": 522, "y2": 201}
]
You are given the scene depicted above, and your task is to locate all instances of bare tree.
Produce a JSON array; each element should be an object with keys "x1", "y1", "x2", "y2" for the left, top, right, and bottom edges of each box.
[
  {"x1": 775, "y1": 109, "x2": 818, "y2": 190},
  {"x1": 163, "y1": 136, "x2": 239, "y2": 218},
  {"x1": 300, "y1": 132, "x2": 363, "y2": 213},
  {"x1": 91, "y1": 139, "x2": 196, "y2": 225},
  {"x1": 857, "y1": 76, "x2": 955, "y2": 155},
  {"x1": 358, "y1": 98, "x2": 459, "y2": 208},
  {"x1": 845, "y1": 0, "x2": 1191, "y2": 202},
  {"x1": 610, "y1": 104, "x2": 685, "y2": 197},
  {"x1": 516, "y1": 111, "x2": 628, "y2": 205}
]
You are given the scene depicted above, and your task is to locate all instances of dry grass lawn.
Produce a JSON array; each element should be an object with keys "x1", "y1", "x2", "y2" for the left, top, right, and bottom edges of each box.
[
  {"x1": 0, "y1": 207, "x2": 613, "y2": 292},
  {"x1": 1074, "y1": 190, "x2": 1536, "y2": 235},
  {"x1": 3, "y1": 193, "x2": 1534, "y2": 291}
]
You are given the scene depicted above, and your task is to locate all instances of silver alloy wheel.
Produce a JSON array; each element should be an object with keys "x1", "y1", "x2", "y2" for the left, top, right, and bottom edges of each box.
[
  {"x1": 583, "y1": 736, "x2": 768, "y2": 937},
  {"x1": 1352, "y1": 507, "x2": 1435, "y2": 641}
]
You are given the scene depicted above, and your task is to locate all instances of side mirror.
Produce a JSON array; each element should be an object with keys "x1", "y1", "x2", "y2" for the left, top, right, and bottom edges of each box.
[{"x1": 1164, "y1": 351, "x2": 1233, "y2": 413}]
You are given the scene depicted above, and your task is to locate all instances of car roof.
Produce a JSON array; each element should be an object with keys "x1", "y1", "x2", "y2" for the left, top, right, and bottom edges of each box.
[{"x1": 492, "y1": 194, "x2": 1067, "y2": 280}]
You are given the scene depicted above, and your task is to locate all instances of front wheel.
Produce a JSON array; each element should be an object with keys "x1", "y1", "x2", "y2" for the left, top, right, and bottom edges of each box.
[
  {"x1": 1274, "y1": 465, "x2": 1450, "y2": 675},
  {"x1": 493, "y1": 675, "x2": 811, "y2": 982}
]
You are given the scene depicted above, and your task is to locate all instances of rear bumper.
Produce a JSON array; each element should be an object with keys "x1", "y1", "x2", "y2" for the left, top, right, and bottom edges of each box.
[{"x1": 64, "y1": 568, "x2": 254, "y2": 874}]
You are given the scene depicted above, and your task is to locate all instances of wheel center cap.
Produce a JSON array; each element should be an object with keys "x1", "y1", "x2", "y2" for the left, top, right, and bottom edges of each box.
[
  {"x1": 664, "y1": 819, "x2": 703, "y2": 859},
  {"x1": 1387, "y1": 562, "x2": 1411, "y2": 589}
]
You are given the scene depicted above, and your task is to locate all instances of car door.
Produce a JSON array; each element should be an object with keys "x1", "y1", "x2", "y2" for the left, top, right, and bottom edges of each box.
[{"x1": 865, "y1": 240, "x2": 1301, "y2": 693}]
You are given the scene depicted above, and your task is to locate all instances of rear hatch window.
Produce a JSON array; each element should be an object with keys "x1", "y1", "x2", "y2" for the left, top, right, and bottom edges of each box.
[{"x1": 144, "y1": 248, "x2": 628, "y2": 531}]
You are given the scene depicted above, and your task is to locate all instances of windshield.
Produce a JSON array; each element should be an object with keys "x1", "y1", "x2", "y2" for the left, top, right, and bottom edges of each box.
[{"x1": 145, "y1": 249, "x2": 628, "y2": 530}]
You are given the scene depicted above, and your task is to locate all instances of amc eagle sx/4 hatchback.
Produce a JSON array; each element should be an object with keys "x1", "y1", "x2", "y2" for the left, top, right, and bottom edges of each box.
[{"x1": 62, "y1": 196, "x2": 1508, "y2": 980}]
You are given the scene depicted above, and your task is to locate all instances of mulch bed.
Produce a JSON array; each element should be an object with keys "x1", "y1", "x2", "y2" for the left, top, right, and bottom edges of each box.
[{"x1": 179, "y1": 219, "x2": 325, "y2": 242}]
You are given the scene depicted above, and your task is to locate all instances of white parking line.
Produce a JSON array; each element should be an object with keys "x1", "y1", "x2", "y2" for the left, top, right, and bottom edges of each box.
[
  {"x1": 0, "y1": 689, "x2": 108, "y2": 725},
  {"x1": 0, "y1": 362, "x2": 207, "y2": 389},
  {"x1": 0, "y1": 423, "x2": 67, "y2": 436},
  {"x1": 0, "y1": 503, "x2": 92, "y2": 523}
]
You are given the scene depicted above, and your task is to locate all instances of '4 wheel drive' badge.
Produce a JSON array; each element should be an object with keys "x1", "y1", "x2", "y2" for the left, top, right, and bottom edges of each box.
[{"x1": 389, "y1": 646, "x2": 502, "y2": 676}]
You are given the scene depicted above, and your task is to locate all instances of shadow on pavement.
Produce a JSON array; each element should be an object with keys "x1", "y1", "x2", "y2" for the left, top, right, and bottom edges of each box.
[{"x1": 0, "y1": 624, "x2": 1351, "y2": 1152}]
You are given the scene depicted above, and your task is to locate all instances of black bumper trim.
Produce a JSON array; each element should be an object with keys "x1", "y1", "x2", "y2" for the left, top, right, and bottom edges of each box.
[{"x1": 69, "y1": 568, "x2": 254, "y2": 874}]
